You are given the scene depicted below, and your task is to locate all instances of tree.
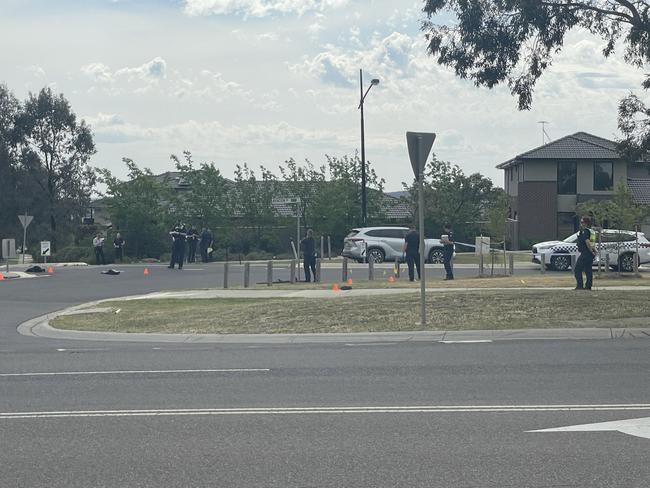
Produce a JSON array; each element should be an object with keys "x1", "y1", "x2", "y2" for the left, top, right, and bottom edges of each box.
[
  {"x1": 422, "y1": 1, "x2": 650, "y2": 154},
  {"x1": 577, "y1": 180, "x2": 648, "y2": 230},
  {"x1": 97, "y1": 159, "x2": 176, "y2": 258},
  {"x1": 16, "y1": 87, "x2": 96, "y2": 247}
]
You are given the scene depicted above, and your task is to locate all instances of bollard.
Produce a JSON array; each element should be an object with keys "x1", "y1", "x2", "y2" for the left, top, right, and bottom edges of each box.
[
  {"x1": 570, "y1": 254, "x2": 577, "y2": 271},
  {"x1": 327, "y1": 236, "x2": 332, "y2": 260},
  {"x1": 540, "y1": 254, "x2": 546, "y2": 274},
  {"x1": 342, "y1": 257, "x2": 348, "y2": 282},
  {"x1": 634, "y1": 252, "x2": 640, "y2": 276},
  {"x1": 368, "y1": 258, "x2": 375, "y2": 281},
  {"x1": 508, "y1": 253, "x2": 514, "y2": 276},
  {"x1": 244, "y1": 262, "x2": 250, "y2": 288},
  {"x1": 479, "y1": 252, "x2": 484, "y2": 277},
  {"x1": 316, "y1": 258, "x2": 322, "y2": 282},
  {"x1": 320, "y1": 237, "x2": 324, "y2": 264},
  {"x1": 266, "y1": 260, "x2": 273, "y2": 286},
  {"x1": 290, "y1": 259, "x2": 296, "y2": 283},
  {"x1": 395, "y1": 256, "x2": 401, "y2": 278},
  {"x1": 605, "y1": 253, "x2": 610, "y2": 274},
  {"x1": 223, "y1": 261, "x2": 229, "y2": 289}
]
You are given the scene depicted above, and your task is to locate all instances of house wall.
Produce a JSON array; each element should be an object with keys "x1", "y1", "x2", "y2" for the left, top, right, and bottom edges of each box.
[
  {"x1": 518, "y1": 182, "x2": 557, "y2": 243},
  {"x1": 576, "y1": 160, "x2": 626, "y2": 195},
  {"x1": 523, "y1": 161, "x2": 556, "y2": 181}
]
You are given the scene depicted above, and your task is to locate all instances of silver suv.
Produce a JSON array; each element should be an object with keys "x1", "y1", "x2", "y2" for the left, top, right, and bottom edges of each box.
[{"x1": 342, "y1": 226, "x2": 448, "y2": 264}]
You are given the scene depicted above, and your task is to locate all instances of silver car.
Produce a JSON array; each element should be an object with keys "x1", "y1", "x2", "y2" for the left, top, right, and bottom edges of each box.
[{"x1": 342, "y1": 226, "x2": 448, "y2": 264}]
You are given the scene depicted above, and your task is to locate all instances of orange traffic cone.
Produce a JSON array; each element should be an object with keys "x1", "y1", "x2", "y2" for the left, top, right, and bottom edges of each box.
[
  {"x1": 332, "y1": 283, "x2": 340, "y2": 292},
  {"x1": 47, "y1": 266, "x2": 54, "y2": 274},
  {"x1": 347, "y1": 278, "x2": 353, "y2": 285},
  {"x1": 388, "y1": 275, "x2": 396, "y2": 283},
  {"x1": 0, "y1": 273, "x2": 4, "y2": 281},
  {"x1": 143, "y1": 267, "x2": 150, "y2": 276}
]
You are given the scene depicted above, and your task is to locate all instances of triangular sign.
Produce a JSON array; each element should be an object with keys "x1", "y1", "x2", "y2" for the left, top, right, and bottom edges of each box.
[
  {"x1": 18, "y1": 215, "x2": 34, "y2": 229},
  {"x1": 406, "y1": 132, "x2": 436, "y2": 181}
]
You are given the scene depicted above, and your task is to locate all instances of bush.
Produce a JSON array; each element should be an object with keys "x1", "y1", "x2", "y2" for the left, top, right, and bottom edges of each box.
[{"x1": 51, "y1": 246, "x2": 96, "y2": 264}]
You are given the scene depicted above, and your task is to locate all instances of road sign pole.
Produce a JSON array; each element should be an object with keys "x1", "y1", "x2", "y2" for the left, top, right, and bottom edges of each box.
[
  {"x1": 418, "y1": 136, "x2": 426, "y2": 327},
  {"x1": 22, "y1": 217, "x2": 27, "y2": 264}
]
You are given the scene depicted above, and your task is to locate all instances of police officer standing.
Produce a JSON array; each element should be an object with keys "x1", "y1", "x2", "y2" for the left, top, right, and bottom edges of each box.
[
  {"x1": 403, "y1": 224, "x2": 421, "y2": 282},
  {"x1": 199, "y1": 227, "x2": 213, "y2": 263},
  {"x1": 168, "y1": 225, "x2": 187, "y2": 270},
  {"x1": 300, "y1": 229, "x2": 317, "y2": 282},
  {"x1": 441, "y1": 223, "x2": 454, "y2": 280},
  {"x1": 574, "y1": 215, "x2": 597, "y2": 290},
  {"x1": 186, "y1": 226, "x2": 199, "y2": 263}
]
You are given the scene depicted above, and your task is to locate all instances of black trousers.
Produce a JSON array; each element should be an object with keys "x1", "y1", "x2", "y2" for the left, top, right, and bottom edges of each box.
[
  {"x1": 94, "y1": 247, "x2": 105, "y2": 265},
  {"x1": 188, "y1": 241, "x2": 197, "y2": 263},
  {"x1": 304, "y1": 255, "x2": 317, "y2": 282},
  {"x1": 200, "y1": 244, "x2": 208, "y2": 263},
  {"x1": 170, "y1": 243, "x2": 185, "y2": 269},
  {"x1": 574, "y1": 253, "x2": 594, "y2": 289},
  {"x1": 406, "y1": 253, "x2": 421, "y2": 281},
  {"x1": 115, "y1": 247, "x2": 123, "y2": 262},
  {"x1": 443, "y1": 247, "x2": 454, "y2": 278}
]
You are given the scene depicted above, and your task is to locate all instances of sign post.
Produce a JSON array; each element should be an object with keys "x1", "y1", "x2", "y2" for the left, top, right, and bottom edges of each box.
[
  {"x1": 18, "y1": 214, "x2": 34, "y2": 264},
  {"x1": 40, "y1": 241, "x2": 51, "y2": 265},
  {"x1": 406, "y1": 131, "x2": 436, "y2": 327}
]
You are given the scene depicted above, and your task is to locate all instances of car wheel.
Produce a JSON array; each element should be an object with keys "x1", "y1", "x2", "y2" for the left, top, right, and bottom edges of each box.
[
  {"x1": 550, "y1": 254, "x2": 571, "y2": 271},
  {"x1": 428, "y1": 248, "x2": 444, "y2": 264},
  {"x1": 367, "y1": 248, "x2": 385, "y2": 264},
  {"x1": 619, "y1": 253, "x2": 637, "y2": 272}
]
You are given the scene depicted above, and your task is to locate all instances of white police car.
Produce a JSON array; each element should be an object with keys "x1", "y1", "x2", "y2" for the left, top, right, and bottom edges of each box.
[{"x1": 532, "y1": 229, "x2": 650, "y2": 272}]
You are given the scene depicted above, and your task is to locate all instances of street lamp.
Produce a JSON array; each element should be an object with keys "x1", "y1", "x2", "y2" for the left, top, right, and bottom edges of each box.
[{"x1": 358, "y1": 69, "x2": 379, "y2": 227}]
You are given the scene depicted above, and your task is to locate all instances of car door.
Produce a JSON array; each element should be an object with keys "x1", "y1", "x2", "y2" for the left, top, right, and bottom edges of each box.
[{"x1": 384, "y1": 228, "x2": 408, "y2": 256}]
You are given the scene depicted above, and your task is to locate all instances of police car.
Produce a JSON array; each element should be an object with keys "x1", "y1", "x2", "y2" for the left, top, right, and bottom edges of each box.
[{"x1": 532, "y1": 229, "x2": 650, "y2": 272}]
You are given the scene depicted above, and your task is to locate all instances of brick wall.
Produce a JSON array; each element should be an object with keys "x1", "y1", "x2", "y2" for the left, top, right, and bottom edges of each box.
[{"x1": 518, "y1": 182, "x2": 557, "y2": 243}]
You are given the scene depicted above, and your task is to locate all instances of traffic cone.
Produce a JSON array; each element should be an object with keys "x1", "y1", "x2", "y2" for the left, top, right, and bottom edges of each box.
[
  {"x1": 332, "y1": 283, "x2": 340, "y2": 292},
  {"x1": 47, "y1": 266, "x2": 54, "y2": 274},
  {"x1": 347, "y1": 278, "x2": 353, "y2": 285},
  {"x1": 143, "y1": 267, "x2": 150, "y2": 276},
  {"x1": 0, "y1": 273, "x2": 4, "y2": 281},
  {"x1": 388, "y1": 275, "x2": 396, "y2": 283}
]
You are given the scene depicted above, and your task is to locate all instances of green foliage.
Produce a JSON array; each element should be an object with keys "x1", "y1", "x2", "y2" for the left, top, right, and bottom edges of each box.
[
  {"x1": 97, "y1": 159, "x2": 176, "y2": 258},
  {"x1": 577, "y1": 181, "x2": 649, "y2": 230},
  {"x1": 485, "y1": 190, "x2": 509, "y2": 243}
]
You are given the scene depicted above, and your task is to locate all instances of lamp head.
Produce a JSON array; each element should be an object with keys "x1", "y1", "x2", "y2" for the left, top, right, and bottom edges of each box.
[{"x1": 371, "y1": 78, "x2": 380, "y2": 86}]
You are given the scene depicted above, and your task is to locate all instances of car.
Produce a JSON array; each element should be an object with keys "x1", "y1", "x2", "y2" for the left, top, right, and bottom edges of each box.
[
  {"x1": 532, "y1": 229, "x2": 650, "y2": 272},
  {"x1": 342, "y1": 226, "x2": 451, "y2": 264}
]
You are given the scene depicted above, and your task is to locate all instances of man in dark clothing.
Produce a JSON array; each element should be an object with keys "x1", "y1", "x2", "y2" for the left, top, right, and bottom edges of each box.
[
  {"x1": 301, "y1": 229, "x2": 317, "y2": 282},
  {"x1": 113, "y1": 233, "x2": 125, "y2": 263},
  {"x1": 442, "y1": 224, "x2": 454, "y2": 280},
  {"x1": 403, "y1": 225, "x2": 421, "y2": 281},
  {"x1": 168, "y1": 225, "x2": 187, "y2": 270},
  {"x1": 574, "y1": 215, "x2": 597, "y2": 290},
  {"x1": 199, "y1": 228, "x2": 213, "y2": 263},
  {"x1": 186, "y1": 226, "x2": 199, "y2": 263}
]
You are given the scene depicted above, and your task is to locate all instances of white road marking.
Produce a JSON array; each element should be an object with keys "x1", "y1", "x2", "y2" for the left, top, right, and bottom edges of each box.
[
  {"x1": 56, "y1": 348, "x2": 110, "y2": 352},
  {"x1": 0, "y1": 368, "x2": 270, "y2": 377},
  {"x1": 344, "y1": 343, "x2": 397, "y2": 346},
  {"x1": 2, "y1": 404, "x2": 650, "y2": 420},
  {"x1": 529, "y1": 416, "x2": 650, "y2": 440},
  {"x1": 440, "y1": 340, "x2": 493, "y2": 344}
]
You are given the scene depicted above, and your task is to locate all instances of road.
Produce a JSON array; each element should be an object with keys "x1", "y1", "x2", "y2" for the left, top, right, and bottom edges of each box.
[{"x1": 1, "y1": 264, "x2": 649, "y2": 487}]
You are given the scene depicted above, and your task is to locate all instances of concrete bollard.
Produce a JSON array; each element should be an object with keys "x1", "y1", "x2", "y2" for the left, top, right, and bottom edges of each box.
[
  {"x1": 571, "y1": 254, "x2": 577, "y2": 271},
  {"x1": 368, "y1": 258, "x2": 375, "y2": 281},
  {"x1": 508, "y1": 253, "x2": 514, "y2": 276},
  {"x1": 479, "y1": 253, "x2": 484, "y2": 277},
  {"x1": 244, "y1": 262, "x2": 250, "y2": 288},
  {"x1": 266, "y1": 260, "x2": 273, "y2": 286},
  {"x1": 290, "y1": 259, "x2": 296, "y2": 283},
  {"x1": 316, "y1": 258, "x2": 322, "y2": 282},
  {"x1": 320, "y1": 237, "x2": 324, "y2": 264},
  {"x1": 540, "y1": 253, "x2": 545, "y2": 274},
  {"x1": 342, "y1": 257, "x2": 348, "y2": 282},
  {"x1": 327, "y1": 236, "x2": 332, "y2": 260},
  {"x1": 223, "y1": 261, "x2": 229, "y2": 289},
  {"x1": 634, "y1": 252, "x2": 640, "y2": 276},
  {"x1": 605, "y1": 253, "x2": 610, "y2": 274}
]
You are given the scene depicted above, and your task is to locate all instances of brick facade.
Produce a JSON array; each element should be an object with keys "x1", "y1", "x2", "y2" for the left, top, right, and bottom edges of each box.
[{"x1": 518, "y1": 182, "x2": 557, "y2": 243}]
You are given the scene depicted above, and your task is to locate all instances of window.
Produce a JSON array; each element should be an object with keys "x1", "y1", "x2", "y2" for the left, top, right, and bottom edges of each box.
[
  {"x1": 557, "y1": 161, "x2": 577, "y2": 194},
  {"x1": 593, "y1": 162, "x2": 613, "y2": 191},
  {"x1": 365, "y1": 228, "x2": 406, "y2": 238}
]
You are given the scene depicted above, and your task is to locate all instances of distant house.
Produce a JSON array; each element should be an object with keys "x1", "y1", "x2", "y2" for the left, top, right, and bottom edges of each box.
[{"x1": 497, "y1": 132, "x2": 650, "y2": 243}]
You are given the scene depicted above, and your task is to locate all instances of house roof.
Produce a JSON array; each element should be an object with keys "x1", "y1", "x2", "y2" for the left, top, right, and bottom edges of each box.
[
  {"x1": 627, "y1": 178, "x2": 650, "y2": 205},
  {"x1": 496, "y1": 132, "x2": 621, "y2": 169}
]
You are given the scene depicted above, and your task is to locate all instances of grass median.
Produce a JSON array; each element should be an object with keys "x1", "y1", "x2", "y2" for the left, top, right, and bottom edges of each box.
[{"x1": 51, "y1": 289, "x2": 650, "y2": 334}]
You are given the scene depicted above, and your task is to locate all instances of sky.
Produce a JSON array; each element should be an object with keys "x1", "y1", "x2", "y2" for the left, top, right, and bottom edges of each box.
[{"x1": 1, "y1": 0, "x2": 646, "y2": 191}]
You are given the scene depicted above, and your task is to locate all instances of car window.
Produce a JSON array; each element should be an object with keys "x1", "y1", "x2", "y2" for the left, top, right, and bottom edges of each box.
[
  {"x1": 386, "y1": 229, "x2": 407, "y2": 238},
  {"x1": 562, "y1": 232, "x2": 579, "y2": 243},
  {"x1": 346, "y1": 230, "x2": 360, "y2": 238},
  {"x1": 365, "y1": 229, "x2": 390, "y2": 238},
  {"x1": 602, "y1": 231, "x2": 636, "y2": 243}
]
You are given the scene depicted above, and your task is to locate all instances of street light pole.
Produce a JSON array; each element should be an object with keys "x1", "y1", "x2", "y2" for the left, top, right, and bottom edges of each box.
[{"x1": 358, "y1": 69, "x2": 379, "y2": 227}]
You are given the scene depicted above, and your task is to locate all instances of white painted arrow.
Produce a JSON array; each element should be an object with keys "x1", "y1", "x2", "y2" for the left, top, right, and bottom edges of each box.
[{"x1": 529, "y1": 417, "x2": 650, "y2": 440}]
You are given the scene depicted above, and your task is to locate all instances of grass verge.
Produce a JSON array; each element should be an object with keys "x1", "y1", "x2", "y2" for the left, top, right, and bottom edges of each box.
[{"x1": 52, "y1": 289, "x2": 650, "y2": 334}]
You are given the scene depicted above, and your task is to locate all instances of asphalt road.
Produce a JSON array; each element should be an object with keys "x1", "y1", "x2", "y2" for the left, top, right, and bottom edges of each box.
[{"x1": 1, "y1": 265, "x2": 649, "y2": 487}]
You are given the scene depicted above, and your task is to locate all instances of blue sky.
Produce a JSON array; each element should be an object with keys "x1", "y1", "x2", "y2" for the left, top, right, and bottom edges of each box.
[{"x1": 1, "y1": 0, "x2": 644, "y2": 190}]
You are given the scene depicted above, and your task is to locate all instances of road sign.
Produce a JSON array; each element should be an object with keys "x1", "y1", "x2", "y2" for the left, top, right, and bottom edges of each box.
[
  {"x1": 406, "y1": 132, "x2": 436, "y2": 181},
  {"x1": 18, "y1": 215, "x2": 34, "y2": 229},
  {"x1": 2, "y1": 239, "x2": 16, "y2": 259},
  {"x1": 41, "y1": 241, "x2": 51, "y2": 257},
  {"x1": 272, "y1": 197, "x2": 301, "y2": 205}
]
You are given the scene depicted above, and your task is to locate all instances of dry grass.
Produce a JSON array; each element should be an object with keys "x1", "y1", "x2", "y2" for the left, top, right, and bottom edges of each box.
[{"x1": 52, "y1": 289, "x2": 650, "y2": 334}]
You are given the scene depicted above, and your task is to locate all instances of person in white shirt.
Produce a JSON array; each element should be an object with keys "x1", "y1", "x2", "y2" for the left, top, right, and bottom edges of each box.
[{"x1": 93, "y1": 234, "x2": 105, "y2": 265}]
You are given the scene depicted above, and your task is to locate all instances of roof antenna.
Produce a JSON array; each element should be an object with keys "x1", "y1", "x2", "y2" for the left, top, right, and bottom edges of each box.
[{"x1": 538, "y1": 121, "x2": 551, "y2": 144}]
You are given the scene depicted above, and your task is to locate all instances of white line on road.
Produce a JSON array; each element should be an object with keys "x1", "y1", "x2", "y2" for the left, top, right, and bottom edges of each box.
[
  {"x1": 439, "y1": 340, "x2": 493, "y2": 344},
  {"x1": 0, "y1": 368, "x2": 270, "y2": 377},
  {"x1": 344, "y1": 343, "x2": 398, "y2": 347},
  {"x1": 2, "y1": 404, "x2": 650, "y2": 420}
]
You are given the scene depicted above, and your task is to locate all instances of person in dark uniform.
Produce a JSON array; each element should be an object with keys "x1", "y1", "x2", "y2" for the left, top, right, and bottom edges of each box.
[
  {"x1": 186, "y1": 226, "x2": 199, "y2": 263},
  {"x1": 442, "y1": 223, "x2": 454, "y2": 280},
  {"x1": 113, "y1": 233, "x2": 125, "y2": 263},
  {"x1": 301, "y1": 229, "x2": 317, "y2": 282},
  {"x1": 168, "y1": 225, "x2": 187, "y2": 270},
  {"x1": 403, "y1": 225, "x2": 421, "y2": 282},
  {"x1": 574, "y1": 215, "x2": 596, "y2": 290},
  {"x1": 199, "y1": 227, "x2": 213, "y2": 263}
]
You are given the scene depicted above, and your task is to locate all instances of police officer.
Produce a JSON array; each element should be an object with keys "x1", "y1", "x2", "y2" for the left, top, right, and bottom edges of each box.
[
  {"x1": 300, "y1": 229, "x2": 317, "y2": 282},
  {"x1": 442, "y1": 223, "x2": 454, "y2": 280},
  {"x1": 574, "y1": 215, "x2": 596, "y2": 290},
  {"x1": 168, "y1": 225, "x2": 187, "y2": 270},
  {"x1": 186, "y1": 226, "x2": 199, "y2": 263},
  {"x1": 199, "y1": 227, "x2": 213, "y2": 263},
  {"x1": 403, "y1": 224, "x2": 421, "y2": 282}
]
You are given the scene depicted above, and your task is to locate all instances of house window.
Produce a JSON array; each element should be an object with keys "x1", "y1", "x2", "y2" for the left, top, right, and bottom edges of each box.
[
  {"x1": 593, "y1": 162, "x2": 613, "y2": 191},
  {"x1": 557, "y1": 161, "x2": 577, "y2": 195}
]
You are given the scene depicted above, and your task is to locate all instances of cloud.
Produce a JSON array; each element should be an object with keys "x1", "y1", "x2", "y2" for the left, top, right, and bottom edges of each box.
[
  {"x1": 183, "y1": 0, "x2": 349, "y2": 17},
  {"x1": 81, "y1": 57, "x2": 167, "y2": 95}
]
